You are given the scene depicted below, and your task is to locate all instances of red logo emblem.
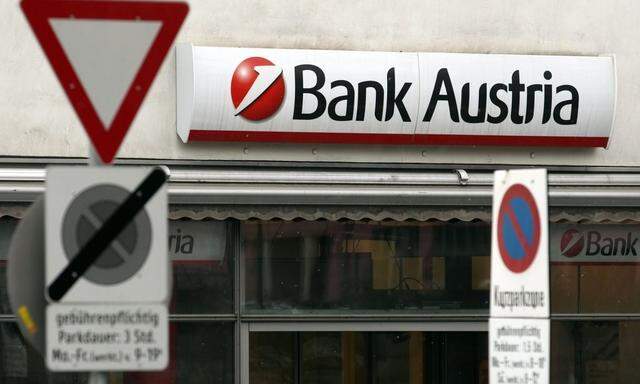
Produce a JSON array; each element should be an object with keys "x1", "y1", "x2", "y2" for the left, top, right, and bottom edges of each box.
[
  {"x1": 230, "y1": 57, "x2": 285, "y2": 121},
  {"x1": 560, "y1": 229, "x2": 584, "y2": 257}
]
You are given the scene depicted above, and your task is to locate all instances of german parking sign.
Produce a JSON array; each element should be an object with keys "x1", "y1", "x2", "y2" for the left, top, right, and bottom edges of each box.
[
  {"x1": 44, "y1": 166, "x2": 170, "y2": 371},
  {"x1": 46, "y1": 167, "x2": 169, "y2": 303},
  {"x1": 490, "y1": 169, "x2": 549, "y2": 318}
]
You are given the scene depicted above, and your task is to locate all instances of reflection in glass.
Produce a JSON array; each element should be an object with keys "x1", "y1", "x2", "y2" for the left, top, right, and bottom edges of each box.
[
  {"x1": 550, "y1": 224, "x2": 640, "y2": 314},
  {"x1": 170, "y1": 219, "x2": 235, "y2": 314},
  {"x1": 0, "y1": 322, "x2": 87, "y2": 384},
  {"x1": 301, "y1": 333, "x2": 342, "y2": 384},
  {"x1": 551, "y1": 321, "x2": 640, "y2": 383},
  {"x1": 125, "y1": 322, "x2": 234, "y2": 384},
  {"x1": 0, "y1": 218, "x2": 235, "y2": 315},
  {"x1": 0, "y1": 322, "x2": 234, "y2": 384},
  {"x1": 250, "y1": 332, "x2": 294, "y2": 384},
  {"x1": 243, "y1": 221, "x2": 491, "y2": 313},
  {"x1": 250, "y1": 331, "x2": 488, "y2": 384},
  {"x1": 249, "y1": 325, "x2": 640, "y2": 383},
  {"x1": 551, "y1": 263, "x2": 640, "y2": 314},
  {"x1": 0, "y1": 217, "x2": 18, "y2": 315}
]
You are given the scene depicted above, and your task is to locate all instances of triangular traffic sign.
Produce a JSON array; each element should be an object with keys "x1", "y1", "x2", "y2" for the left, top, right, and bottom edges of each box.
[{"x1": 20, "y1": 0, "x2": 189, "y2": 163}]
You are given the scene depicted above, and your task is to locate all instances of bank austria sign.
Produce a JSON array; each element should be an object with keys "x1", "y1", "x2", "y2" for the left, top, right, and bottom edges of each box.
[
  {"x1": 177, "y1": 44, "x2": 616, "y2": 147},
  {"x1": 552, "y1": 225, "x2": 640, "y2": 263}
]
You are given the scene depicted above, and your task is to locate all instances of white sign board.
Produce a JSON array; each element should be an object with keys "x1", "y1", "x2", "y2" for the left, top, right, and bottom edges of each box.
[
  {"x1": 551, "y1": 224, "x2": 640, "y2": 263},
  {"x1": 490, "y1": 169, "x2": 549, "y2": 318},
  {"x1": 46, "y1": 166, "x2": 168, "y2": 303},
  {"x1": 46, "y1": 304, "x2": 168, "y2": 371},
  {"x1": 45, "y1": 166, "x2": 169, "y2": 371},
  {"x1": 489, "y1": 318, "x2": 550, "y2": 384},
  {"x1": 177, "y1": 45, "x2": 616, "y2": 148}
]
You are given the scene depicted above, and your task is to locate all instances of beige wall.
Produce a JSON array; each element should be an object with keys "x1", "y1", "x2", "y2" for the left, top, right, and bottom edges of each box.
[{"x1": 1, "y1": 0, "x2": 638, "y2": 166}]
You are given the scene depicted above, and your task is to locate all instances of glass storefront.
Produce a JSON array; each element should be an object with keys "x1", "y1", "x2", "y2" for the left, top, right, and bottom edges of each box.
[
  {"x1": 250, "y1": 331, "x2": 488, "y2": 384},
  {"x1": 243, "y1": 221, "x2": 490, "y2": 314},
  {"x1": 0, "y1": 322, "x2": 234, "y2": 384},
  {"x1": 0, "y1": 216, "x2": 638, "y2": 383},
  {"x1": 552, "y1": 321, "x2": 640, "y2": 383}
]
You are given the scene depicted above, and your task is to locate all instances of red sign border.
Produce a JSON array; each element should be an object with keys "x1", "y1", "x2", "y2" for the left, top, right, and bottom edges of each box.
[
  {"x1": 187, "y1": 130, "x2": 608, "y2": 148},
  {"x1": 497, "y1": 183, "x2": 542, "y2": 273},
  {"x1": 20, "y1": 0, "x2": 189, "y2": 163}
]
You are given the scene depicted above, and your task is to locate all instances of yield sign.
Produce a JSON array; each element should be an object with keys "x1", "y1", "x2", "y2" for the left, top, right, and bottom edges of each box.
[{"x1": 20, "y1": 0, "x2": 189, "y2": 163}]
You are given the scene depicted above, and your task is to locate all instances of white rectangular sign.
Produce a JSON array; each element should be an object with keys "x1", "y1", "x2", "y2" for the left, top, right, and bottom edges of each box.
[
  {"x1": 490, "y1": 169, "x2": 549, "y2": 318},
  {"x1": 46, "y1": 167, "x2": 168, "y2": 303},
  {"x1": 46, "y1": 304, "x2": 168, "y2": 371},
  {"x1": 177, "y1": 45, "x2": 616, "y2": 148},
  {"x1": 551, "y1": 224, "x2": 640, "y2": 263},
  {"x1": 489, "y1": 317, "x2": 550, "y2": 384}
]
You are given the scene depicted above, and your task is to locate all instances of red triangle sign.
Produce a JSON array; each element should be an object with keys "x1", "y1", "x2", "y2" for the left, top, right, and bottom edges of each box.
[{"x1": 20, "y1": 0, "x2": 189, "y2": 163}]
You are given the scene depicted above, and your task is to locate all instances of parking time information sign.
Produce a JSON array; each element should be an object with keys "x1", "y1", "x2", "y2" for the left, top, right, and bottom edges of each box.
[{"x1": 490, "y1": 169, "x2": 549, "y2": 319}]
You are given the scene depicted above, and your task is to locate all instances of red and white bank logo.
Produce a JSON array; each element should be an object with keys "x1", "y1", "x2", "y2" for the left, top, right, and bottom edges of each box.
[
  {"x1": 560, "y1": 229, "x2": 584, "y2": 258},
  {"x1": 230, "y1": 57, "x2": 285, "y2": 121}
]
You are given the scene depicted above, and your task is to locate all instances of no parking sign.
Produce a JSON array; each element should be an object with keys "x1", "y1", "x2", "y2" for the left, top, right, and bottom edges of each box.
[
  {"x1": 490, "y1": 169, "x2": 549, "y2": 318},
  {"x1": 490, "y1": 169, "x2": 550, "y2": 384},
  {"x1": 497, "y1": 184, "x2": 541, "y2": 274}
]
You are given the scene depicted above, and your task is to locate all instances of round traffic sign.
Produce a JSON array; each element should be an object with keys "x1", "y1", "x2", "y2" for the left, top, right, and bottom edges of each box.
[
  {"x1": 7, "y1": 198, "x2": 46, "y2": 355},
  {"x1": 61, "y1": 184, "x2": 151, "y2": 285},
  {"x1": 497, "y1": 184, "x2": 541, "y2": 273}
]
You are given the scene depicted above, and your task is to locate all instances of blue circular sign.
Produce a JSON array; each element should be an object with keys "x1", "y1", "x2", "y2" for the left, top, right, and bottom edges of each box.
[{"x1": 497, "y1": 184, "x2": 541, "y2": 273}]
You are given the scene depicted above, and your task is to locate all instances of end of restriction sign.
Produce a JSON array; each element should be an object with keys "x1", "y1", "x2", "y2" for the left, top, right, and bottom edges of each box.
[
  {"x1": 45, "y1": 167, "x2": 169, "y2": 304},
  {"x1": 43, "y1": 166, "x2": 171, "y2": 371},
  {"x1": 47, "y1": 167, "x2": 168, "y2": 302}
]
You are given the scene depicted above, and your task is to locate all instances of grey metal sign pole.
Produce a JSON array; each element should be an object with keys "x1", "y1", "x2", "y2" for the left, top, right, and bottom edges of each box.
[{"x1": 88, "y1": 146, "x2": 108, "y2": 384}]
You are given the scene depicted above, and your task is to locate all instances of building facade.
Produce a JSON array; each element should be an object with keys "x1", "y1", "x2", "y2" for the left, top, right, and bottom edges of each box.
[{"x1": 1, "y1": 0, "x2": 640, "y2": 383}]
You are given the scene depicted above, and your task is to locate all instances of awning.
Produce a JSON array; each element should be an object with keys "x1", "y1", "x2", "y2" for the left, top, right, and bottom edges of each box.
[
  {"x1": 0, "y1": 166, "x2": 638, "y2": 222},
  {"x1": 168, "y1": 206, "x2": 640, "y2": 223}
]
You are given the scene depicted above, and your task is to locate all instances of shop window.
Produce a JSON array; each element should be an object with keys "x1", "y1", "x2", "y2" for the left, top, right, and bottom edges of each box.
[
  {"x1": 550, "y1": 224, "x2": 640, "y2": 314},
  {"x1": 2, "y1": 214, "x2": 640, "y2": 383},
  {"x1": 0, "y1": 217, "x2": 18, "y2": 314},
  {"x1": 551, "y1": 321, "x2": 640, "y2": 383},
  {"x1": 250, "y1": 331, "x2": 488, "y2": 384},
  {"x1": 0, "y1": 218, "x2": 235, "y2": 315},
  {"x1": 0, "y1": 322, "x2": 86, "y2": 383},
  {"x1": 242, "y1": 221, "x2": 491, "y2": 313},
  {"x1": 124, "y1": 322, "x2": 234, "y2": 384},
  {"x1": 0, "y1": 217, "x2": 236, "y2": 383},
  {"x1": 0, "y1": 321, "x2": 234, "y2": 384},
  {"x1": 169, "y1": 219, "x2": 235, "y2": 314},
  {"x1": 250, "y1": 332, "x2": 294, "y2": 384}
]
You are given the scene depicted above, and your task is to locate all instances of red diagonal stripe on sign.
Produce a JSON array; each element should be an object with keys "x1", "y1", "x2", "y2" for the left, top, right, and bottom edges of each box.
[{"x1": 505, "y1": 204, "x2": 535, "y2": 257}]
